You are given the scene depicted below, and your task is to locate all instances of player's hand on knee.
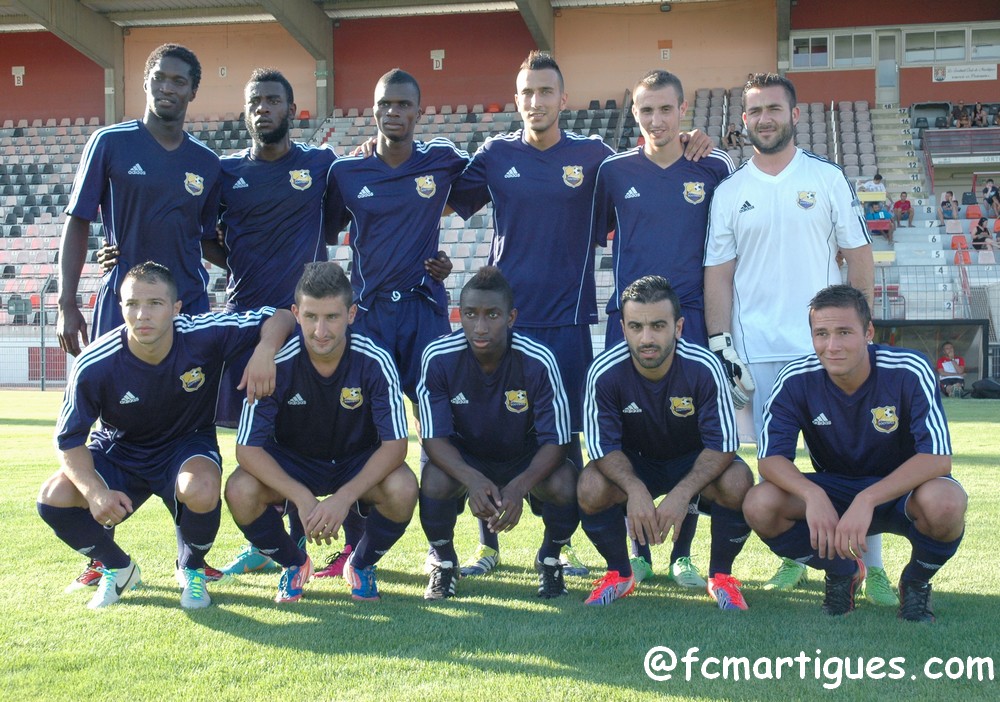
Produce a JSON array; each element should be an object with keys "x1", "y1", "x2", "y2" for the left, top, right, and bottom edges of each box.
[
  {"x1": 655, "y1": 493, "x2": 689, "y2": 544},
  {"x1": 709, "y1": 333, "x2": 755, "y2": 409},
  {"x1": 489, "y1": 488, "x2": 524, "y2": 533},
  {"x1": 804, "y1": 496, "x2": 841, "y2": 559},
  {"x1": 89, "y1": 489, "x2": 132, "y2": 528},
  {"x1": 304, "y1": 495, "x2": 348, "y2": 545},
  {"x1": 468, "y1": 477, "x2": 503, "y2": 521},
  {"x1": 834, "y1": 500, "x2": 873, "y2": 560},
  {"x1": 626, "y1": 489, "x2": 660, "y2": 546}
]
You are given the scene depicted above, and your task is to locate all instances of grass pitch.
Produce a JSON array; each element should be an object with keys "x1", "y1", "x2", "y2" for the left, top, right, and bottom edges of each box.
[{"x1": 1, "y1": 391, "x2": 997, "y2": 701}]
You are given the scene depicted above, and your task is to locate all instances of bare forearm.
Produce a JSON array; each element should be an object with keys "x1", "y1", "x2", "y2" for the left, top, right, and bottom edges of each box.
[
  {"x1": 257, "y1": 310, "x2": 295, "y2": 353},
  {"x1": 59, "y1": 445, "x2": 106, "y2": 501},
  {"x1": 424, "y1": 437, "x2": 489, "y2": 488},
  {"x1": 704, "y1": 261, "x2": 736, "y2": 335},
  {"x1": 236, "y1": 445, "x2": 313, "y2": 505},
  {"x1": 506, "y1": 443, "x2": 568, "y2": 497},
  {"x1": 58, "y1": 216, "x2": 91, "y2": 307},
  {"x1": 843, "y1": 245, "x2": 875, "y2": 308},
  {"x1": 336, "y1": 439, "x2": 407, "y2": 503},
  {"x1": 854, "y1": 453, "x2": 952, "y2": 509},
  {"x1": 595, "y1": 450, "x2": 646, "y2": 496},
  {"x1": 201, "y1": 239, "x2": 228, "y2": 269},
  {"x1": 670, "y1": 449, "x2": 734, "y2": 503},
  {"x1": 759, "y1": 456, "x2": 828, "y2": 504}
]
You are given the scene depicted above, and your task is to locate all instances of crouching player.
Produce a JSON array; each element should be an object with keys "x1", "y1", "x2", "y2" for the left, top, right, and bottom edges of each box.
[
  {"x1": 744, "y1": 285, "x2": 966, "y2": 621},
  {"x1": 225, "y1": 262, "x2": 417, "y2": 602},
  {"x1": 578, "y1": 275, "x2": 752, "y2": 608},
  {"x1": 417, "y1": 267, "x2": 578, "y2": 600},
  {"x1": 39, "y1": 262, "x2": 293, "y2": 609}
]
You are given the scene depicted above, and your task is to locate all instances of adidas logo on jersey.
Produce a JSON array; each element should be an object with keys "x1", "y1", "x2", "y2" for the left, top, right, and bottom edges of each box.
[
  {"x1": 357, "y1": 186, "x2": 374, "y2": 199},
  {"x1": 127, "y1": 163, "x2": 146, "y2": 176},
  {"x1": 287, "y1": 393, "x2": 307, "y2": 406},
  {"x1": 450, "y1": 393, "x2": 469, "y2": 405},
  {"x1": 119, "y1": 391, "x2": 139, "y2": 404},
  {"x1": 623, "y1": 402, "x2": 642, "y2": 414},
  {"x1": 739, "y1": 200, "x2": 754, "y2": 213},
  {"x1": 233, "y1": 177, "x2": 249, "y2": 189},
  {"x1": 504, "y1": 167, "x2": 520, "y2": 179},
  {"x1": 624, "y1": 187, "x2": 640, "y2": 199},
  {"x1": 812, "y1": 413, "x2": 832, "y2": 426}
]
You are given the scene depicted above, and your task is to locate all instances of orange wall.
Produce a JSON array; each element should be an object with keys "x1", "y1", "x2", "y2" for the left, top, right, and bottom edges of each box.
[
  {"x1": 123, "y1": 24, "x2": 316, "y2": 121},
  {"x1": 0, "y1": 32, "x2": 104, "y2": 123},
  {"x1": 789, "y1": 70, "x2": 875, "y2": 105},
  {"x1": 554, "y1": 1, "x2": 777, "y2": 110},
  {"x1": 332, "y1": 13, "x2": 536, "y2": 111},
  {"x1": 900, "y1": 67, "x2": 998, "y2": 105},
  {"x1": 791, "y1": 0, "x2": 1000, "y2": 29}
]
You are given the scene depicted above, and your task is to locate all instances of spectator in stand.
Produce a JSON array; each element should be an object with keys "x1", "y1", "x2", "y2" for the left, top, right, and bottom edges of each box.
[
  {"x1": 724, "y1": 123, "x2": 744, "y2": 150},
  {"x1": 859, "y1": 173, "x2": 887, "y2": 214},
  {"x1": 982, "y1": 179, "x2": 1000, "y2": 218},
  {"x1": 892, "y1": 191, "x2": 914, "y2": 228},
  {"x1": 951, "y1": 101, "x2": 970, "y2": 128},
  {"x1": 865, "y1": 200, "x2": 895, "y2": 245},
  {"x1": 935, "y1": 342, "x2": 967, "y2": 398},
  {"x1": 972, "y1": 217, "x2": 998, "y2": 251},
  {"x1": 938, "y1": 191, "x2": 958, "y2": 221},
  {"x1": 972, "y1": 102, "x2": 989, "y2": 128}
]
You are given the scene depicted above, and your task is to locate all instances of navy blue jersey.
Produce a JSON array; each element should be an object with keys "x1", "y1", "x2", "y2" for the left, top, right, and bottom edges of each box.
[
  {"x1": 584, "y1": 338, "x2": 739, "y2": 461},
  {"x1": 592, "y1": 147, "x2": 734, "y2": 316},
  {"x1": 55, "y1": 308, "x2": 274, "y2": 472},
  {"x1": 66, "y1": 121, "x2": 222, "y2": 326},
  {"x1": 324, "y1": 139, "x2": 469, "y2": 310},
  {"x1": 417, "y1": 330, "x2": 571, "y2": 462},
  {"x1": 237, "y1": 330, "x2": 408, "y2": 462},
  {"x1": 219, "y1": 143, "x2": 337, "y2": 311},
  {"x1": 449, "y1": 131, "x2": 614, "y2": 327},
  {"x1": 759, "y1": 344, "x2": 952, "y2": 477}
]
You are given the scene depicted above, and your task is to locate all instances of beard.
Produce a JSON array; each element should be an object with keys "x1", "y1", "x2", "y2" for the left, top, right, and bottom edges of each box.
[
  {"x1": 747, "y1": 119, "x2": 794, "y2": 155},
  {"x1": 248, "y1": 115, "x2": 290, "y2": 145}
]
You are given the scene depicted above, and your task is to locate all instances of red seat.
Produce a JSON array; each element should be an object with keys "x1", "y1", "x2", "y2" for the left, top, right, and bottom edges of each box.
[
  {"x1": 866, "y1": 219, "x2": 891, "y2": 232},
  {"x1": 965, "y1": 204, "x2": 982, "y2": 220},
  {"x1": 951, "y1": 235, "x2": 969, "y2": 250},
  {"x1": 449, "y1": 307, "x2": 460, "y2": 323}
]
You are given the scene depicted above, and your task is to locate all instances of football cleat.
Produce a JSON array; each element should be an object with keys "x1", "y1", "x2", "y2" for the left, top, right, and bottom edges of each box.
[
  {"x1": 314, "y1": 544, "x2": 353, "y2": 579},
  {"x1": 822, "y1": 559, "x2": 865, "y2": 616},
  {"x1": 707, "y1": 573, "x2": 748, "y2": 611},
  {"x1": 584, "y1": 571, "x2": 635, "y2": 606},
  {"x1": 862, "y1": 566, "x2": 899, "y2": 607},
  {"x1": 65, "y1": 560, "x2": 104, "y2": 593},
  {"x1": 87, "y1": 561, "x2": 142, "y2": 610},
  {"x1": 669, "y1": 556, "x2": 707, "y2": 589},
  {"x1": 559, "y1": 544, "x2": 590, "y2": 577},
  {"x1": 536, "y1": 557, "x2": 568, "y2": 599},
  {"x1": 179, "y1": 568, "x2": 211, "y2": 610},
  {"x1": 629, "y1": 556, "x2": 655, "y2": 583},
  {"x1": 344, "y1": 556, "x2": 380, "y2": 601},
  {"x1": 275, "y1": 557, "x2": 313, "y2": 604},
  {"x1": 764, "y1": 557, "x2": 808, "y2": 591},
  {"x1": 220, "y1": 543, "x2": 281, "y2": 575},
  {"x1": 898, "y1": 577, "x2": 935, "y2": 623},
  {"x1": 175, "y1": 562, "x2": 228, "y2": 587},
  {"x1": 424, "y1": 561, "x2": 459, "y2": 601},
  {"x1": 460, "y1": 545, "x2": 499, "y2": 577}
]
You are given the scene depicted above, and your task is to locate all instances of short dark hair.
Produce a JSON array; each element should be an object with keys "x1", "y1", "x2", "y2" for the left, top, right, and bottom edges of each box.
[
  {"x1": 634, "y1": 69, "x2": 684, "y2": 104},
  {"x1": 123, "y1": 261, "x2": 178, "y2": 302},
  {"x1": 145, "y1": 44, "x2": 201, "y2": 92},
  {"x1": 377, "y1": 68, "x2": 421, "y2": 105},
  {"x1": 621, "y1": 275, "x2": 681, "y2": 322},
  {"x1": 808, "y1": 284, "x2": 872, "y2": 329},
  {"x1": 744, "y1": 72, "x2": 796, "y2": 108},
  {"x1": 873, "y1": 173, "x2": 883, "y2": 181},
  {"x1": 247, "y1": 67, "x2": 293, "y2": 104},
  {"x1": 294, "y1": 261, "x2": 353, "y2": 307},
  {"x1": 520, "y1": 51, "x2": 564, "y2": 92},
  {"x1": 460, "y1": 266, "x2": 514, "y2": 311}
]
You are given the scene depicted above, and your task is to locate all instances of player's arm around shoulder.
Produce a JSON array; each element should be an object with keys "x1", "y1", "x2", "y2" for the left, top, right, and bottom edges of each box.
[{"x1": 239, "y1": 309, "x2": 296, "y2": 403}]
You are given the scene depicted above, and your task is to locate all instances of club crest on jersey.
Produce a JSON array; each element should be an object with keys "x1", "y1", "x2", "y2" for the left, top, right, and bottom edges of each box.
[
  {"x1": 180, "y1": 367, "x2": 205, "y2": 392},
  {"x1": 415, "y1": 175, "x2": 436, "y2": 198},
  {"x1": 340, "y1": 387, "x2": 364, "y2": 410},
  {"x1": 797, "y1": 191, "x2": 817, "y2": 210},
  {"x1": 562, "y1": 165, "x2": 584, "y2": 188},
  {"x1": 184, "y1": 172, "x2": 205, "y2": 196},
  {"x1": 682, "y1": 182, "x2": 706, "y2": 205},
  {"x1": 504, "y1": 390, "x2": 529, "y2": 413},
  {"x1": 871, "y1": 406, "x2": 899, "y2": 434},
  {"x1": 670, "y1": 396, "x2": 695, "y2": 417},
  {"x1": 289, "y1": 169, "x2": 312, "y2": 191}
]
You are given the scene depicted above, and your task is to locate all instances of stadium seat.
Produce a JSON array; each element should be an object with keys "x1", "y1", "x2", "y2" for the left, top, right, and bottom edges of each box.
[
  {"x1": 979, "y1": 249, "x2": 997, "y2": 264},
  {"x1": 965, "y1": 205, "x2": 982, "y2": 219},
  {"x1": 961, "y1": 191, "x2": 977, "y2": 205},
  {"x1": 951, "y1": 235, "x2": 970, "y2": 250},
  {"x1": 954, "y1": 249, "x2": 971, "y2": 265},
  {"x1": 945, "y1": 220, "x2": 964, "y2": 234},
  {"x1": 934, "y1": 116, "x2": 948, "y2": 128}
]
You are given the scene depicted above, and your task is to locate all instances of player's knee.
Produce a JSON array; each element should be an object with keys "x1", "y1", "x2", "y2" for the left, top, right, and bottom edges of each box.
[
  {"x1": 419, "y1": 461, "x2": 461, "y2": 500},
  {"x1": 379, "y1": 464, "x2": 418, "y2": 519},
  {"x1": 224, "y1": 466, "x2": 264, "y2": 507},
  {"x1": 577, "y1": 463, "x2": 612, "y2": 514},
  {"x1": 37, "y1": 470, "x2": 84, "y2": 507},
  {"x1": 714, "y1": 460, "x2": 754, "y2": 509},
  {"x1": 538, "y1": 461, "x2": 578, "y2": 506},
  {"x1": 910, "y1": 479, "x2": 967, "y2": 539},
  {"x1": 742, "y1": 482, "x2": 785, "y2": 535}
]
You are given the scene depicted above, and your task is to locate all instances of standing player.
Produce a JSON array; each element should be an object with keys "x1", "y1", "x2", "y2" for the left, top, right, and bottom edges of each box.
[
  {"x1": 578, "y1": 276, "x2": 752, "y2": 609},
  {"x1": 745, "y1": 285, "x2": 965, "y2": 621},
  {"x1": 417, "y1": 267, "x2": 577, "y2": 600},
  {"x1": 324, "y1": 68, "x2": 469, "y2": 404},
  {"x1": 703, "y1": 72, "x2": 879, "y2": 597},
  {"x1": 38, "y1": 262, "x2": 292, "y2": 609},
  {"x1": 57, "y1": 44, "x2": 221, "y2": 357},
  {"x1": 448, "y1": 52, "x2": 714, "y2": 578},
  {"x1": 226, "y1": 262, "x2": 416, "y2": 602}
]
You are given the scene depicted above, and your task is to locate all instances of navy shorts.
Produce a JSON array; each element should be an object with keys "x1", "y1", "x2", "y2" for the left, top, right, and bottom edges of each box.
[
  {"x1": 804, "y1": 472, "x2": 964, "y2": 537},
  {"x1": 605, "y1": 303, "x2": 708, "y2": 351},
  {"x1": 515, "y1": 323, "x2": 592, "y2": 434},
  {"x1": 352, "y1": 292, "x2": 449, "y2": 403},
  {"x1": 90, "y1": 432, "x2": 221, "y2": 522},
  {"x1": 629, "y1": 449, "x2": 748, "y2": 509},
  {"x1": 263, "y1": 441, "x2": 379, "y2": 498},
  {"x1": 449, "y1": 449, "x2": 544, "y2": 517}
]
